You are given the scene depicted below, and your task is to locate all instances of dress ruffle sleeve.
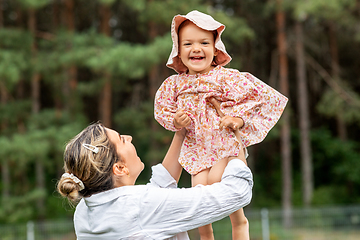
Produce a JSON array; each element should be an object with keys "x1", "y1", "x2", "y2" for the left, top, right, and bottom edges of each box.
[
  {"x1": 219, "y1": 70, "x2": 288, "y2": 147},
  {"x1": 154, "y1": 75, "x2": 179, "y2": 132}
]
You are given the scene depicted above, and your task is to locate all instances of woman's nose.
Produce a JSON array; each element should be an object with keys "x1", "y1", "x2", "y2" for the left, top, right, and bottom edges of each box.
[{"x1": 123, "y1": 135, "x2": 132, "y2": 142}]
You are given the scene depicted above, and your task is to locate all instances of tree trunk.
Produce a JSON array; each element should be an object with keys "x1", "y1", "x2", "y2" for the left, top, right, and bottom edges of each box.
[
  {"x1": 0, "y1": 41, "x2": 10, "y2": 199},
  {"x1": 0, "y1": 0, "x2": 8, "y2": 191},
  {"x1": 276, "y1": 0, "x2": 292, "y2": 228},
  {"x1": 295, "y1": 21, "x2": 313, "y2": 207},
  {"x1": 0, "y1": 0, "x2": 3, "y2": 28},
  {"x1": 52, "y1": 0, "x2": 62, "y2": 115},
  {"x1": 16, "y1": 5, "x2": 25, "y2": 133},
  {"x1": 148, "y1": 18, "x2": 163, "y2": 164},
  {"x1": 28, "y1": 7, "x2": 45, "y2": 220},
  {"x1": 52, "y1": 0, "x2": 60, "y2": 29},
  {"x1": 100, "y1": 73, "x2": 112, "y2": 127},
  {"x1": 0, "y1": 79, "x2": 10, "y2": 202},
  {"x1": 64, "y1": 0, "x2": 77, "y2": 115},
  {"x1": 327, "y1": 22, "x2": 347, "y2": 141},
  {"x1": 99, "y1": 4, "x2": 112, "y2": 127},
  {"x1": 29, "y1": 8, "x2": 41, "y2": 113},
  {"x1": 1, "y1": 161, "x2": 10, "y2": 200}
]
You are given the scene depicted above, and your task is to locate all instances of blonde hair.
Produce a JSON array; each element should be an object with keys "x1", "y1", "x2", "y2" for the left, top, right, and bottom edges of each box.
[{"x1": 57, "y1": 123, "x2": 121, "y2": 202}]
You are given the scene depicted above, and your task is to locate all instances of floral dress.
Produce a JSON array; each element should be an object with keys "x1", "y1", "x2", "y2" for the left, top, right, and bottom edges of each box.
[{"x1": 154, "y1": 66, "x2": 288, "y2": 175}]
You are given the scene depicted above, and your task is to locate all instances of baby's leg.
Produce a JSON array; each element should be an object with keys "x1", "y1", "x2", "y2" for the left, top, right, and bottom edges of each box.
[
  {"x1": 208, "y1": 158, "x2": 250, "y2": 240},
  {"x1": 229, "y1": 208, "x2": 249, "y2": 240},
  {"x1": 192, "y1": 168, "x2": 214, "y2": 240}
]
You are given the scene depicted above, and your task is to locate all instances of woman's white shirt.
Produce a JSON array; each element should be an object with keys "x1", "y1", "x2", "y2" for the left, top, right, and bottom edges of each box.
[{"x1": 74, "y1": 159, "x2": 253, "y2": 240}]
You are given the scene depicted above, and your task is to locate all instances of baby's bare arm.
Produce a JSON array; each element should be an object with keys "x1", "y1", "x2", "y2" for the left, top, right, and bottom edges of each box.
[
  {"x1": 194, "y1": 98, "x2": 248, "y2": 185},
  {"x1": 219, "y1": 116, "x2": 244, "y2": 131},
  {"x1": 208, "y1": 97, "x2": 247, "y2": 166}
]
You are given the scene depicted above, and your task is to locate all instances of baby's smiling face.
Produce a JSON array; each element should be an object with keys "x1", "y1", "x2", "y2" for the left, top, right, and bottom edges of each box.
[{"x1": 178, "y1": 22, "x2": 218, "y2": 75}]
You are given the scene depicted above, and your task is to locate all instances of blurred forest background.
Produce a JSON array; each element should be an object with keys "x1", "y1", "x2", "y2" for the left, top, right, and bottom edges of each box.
[{"x1": 0, "y1": 0, "x2": 360, "y2": 225}]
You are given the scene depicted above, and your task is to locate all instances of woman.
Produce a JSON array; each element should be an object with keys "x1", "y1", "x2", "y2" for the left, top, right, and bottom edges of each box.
[{"x1": 57, "y1": 122, "x2": 253, "y2": 239}]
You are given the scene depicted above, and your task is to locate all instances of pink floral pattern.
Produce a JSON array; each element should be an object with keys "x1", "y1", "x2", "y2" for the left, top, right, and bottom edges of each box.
[{"x1": 154, "y1": 66, "x2": 288, "y2": 175}]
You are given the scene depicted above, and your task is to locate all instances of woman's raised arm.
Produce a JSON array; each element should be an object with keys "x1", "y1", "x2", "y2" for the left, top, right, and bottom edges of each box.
[{"x1": 161, "y1": 128, "x2": 187, "y2": 183}]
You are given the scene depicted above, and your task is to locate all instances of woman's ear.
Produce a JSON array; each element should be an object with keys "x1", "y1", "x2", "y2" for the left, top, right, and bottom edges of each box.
[
  {"x1": 214, "y1": 49, "x2": 218, "y2": 56},
  {"x1": 113, "y1": 162, "x2": 129, "y2": 176}
]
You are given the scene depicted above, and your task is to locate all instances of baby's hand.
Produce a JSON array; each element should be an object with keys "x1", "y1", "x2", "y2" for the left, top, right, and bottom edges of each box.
[
  {"x1": 219, "y1": 116, "x2": 244, "y2": 131},
  {"x1": 174, "y1": 109, "x2": 191, "y2": 129},
  {"x1": 209, "y1": 97, "x2": 244, "y2": 131},
  {"x1": 209, "y1": 97, "x2": 244, "y2": 146}
]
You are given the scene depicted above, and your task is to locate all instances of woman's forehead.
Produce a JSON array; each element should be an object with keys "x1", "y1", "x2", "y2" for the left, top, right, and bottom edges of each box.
[{"x1": 105, "y1": 128, "x2": 120, "y2": 140}]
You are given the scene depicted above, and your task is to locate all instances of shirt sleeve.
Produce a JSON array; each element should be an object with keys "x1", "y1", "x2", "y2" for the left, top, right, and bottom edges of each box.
[
  {"x1": 147, "y1": 164, "x2": 178, "y2": 189},
  {"x1": 154, "y1": 75, "x2": 179, "y2": 132},
  {"x1": 221, "y1": 70, "x2": 288, "y2": 147},
  {"x1": 139, "y1": 159, "x2": 253, "y2": 239}
]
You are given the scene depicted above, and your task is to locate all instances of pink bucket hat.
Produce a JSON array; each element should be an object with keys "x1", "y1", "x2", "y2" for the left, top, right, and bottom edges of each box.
[{"x1": 166, "y1": 10, "x2": 232, "y2": 74}]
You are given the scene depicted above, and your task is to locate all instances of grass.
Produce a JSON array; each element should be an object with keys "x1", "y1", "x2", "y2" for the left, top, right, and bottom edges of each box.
[{"x1": 187, "y1": 216, "x2": 360, "y2": 240}]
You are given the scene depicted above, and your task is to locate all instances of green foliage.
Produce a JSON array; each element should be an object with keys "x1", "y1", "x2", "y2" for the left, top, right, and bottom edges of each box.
[
  {"x1": 292, "y1": 0, "x2": 356, "y2": 21},
  {"x1": 317, "y1": 88, "x2": 360, "y2": 124},
  {"x1": 36, "y1": 29, "x2": 171, "y2": 81},
  {"x1": 252, "y1": 126, "x2": 360, "y2": 207},
  {"x1": 0, "y1": 29, "x2": 32, "y2": 90},
  {"x1": 122, "y1": 0, "x2": 146, "y2": 12},
  {"x1": 312, "y1": 186, "x2": 348, "y2": 205},
  {"x1": 97, "y1": 0, "x2": 117, "y2": 6},
  {"x1": 212, "y1": 11, "x2": 255, "y2": 44},
  {"x1": 142, "y1": 0, "x2": 206, "y2": 24},
  {"x1": 16, "y1": 0, "x2": 51, "y2": 9},
  {"x1": 333, "y1": 143, "x2": 360, "y2": 184},
  {"x1": 0, "y1": 29, "x2": 33, "y2": 49},
  {"x1": 114, "y1": 102, "x2": 153, "y2": 152},
  {"x1": 0, "y1": 189, "x2": 46, "y2": 223},
  {"x1": 0, "y1": 51, "x2": 28, "y2": 88},
  {"x1": 123, "y1": 0, "x2": 206, "y2": 25},
  {"x1": 310, "y1": 128, "x2": 360, "y2": 204},
  {"x1": 38, "y1": 30, "x2": 113, "y2": 73},
  {"x1": 84, "y1": 35, "x2": 171, "y2": 78},
  {"x1": 0, "y1": 101, "x2": 32, "y2": 133},
  {"x1": 0, "y1": 109, "x2": 86, "y2": 223}
]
